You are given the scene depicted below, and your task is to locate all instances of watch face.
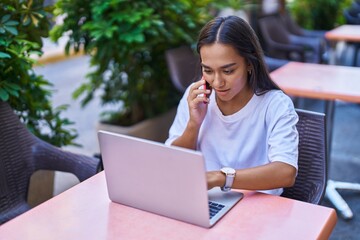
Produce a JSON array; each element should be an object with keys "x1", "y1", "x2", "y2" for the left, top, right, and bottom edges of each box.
[{"x1": 221, "y1": 167, "x2": 236, "y2": 175}]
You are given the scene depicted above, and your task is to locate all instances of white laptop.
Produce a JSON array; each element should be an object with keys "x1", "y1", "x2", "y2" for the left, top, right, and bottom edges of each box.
[{"x1": 98, "y1": 130, "x2": 243, "y2": 228}]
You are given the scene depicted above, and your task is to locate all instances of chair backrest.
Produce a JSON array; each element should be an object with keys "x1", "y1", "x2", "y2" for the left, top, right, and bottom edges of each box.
[
  {"x1": 165, "y1": 46, "x2": 200, "y2": 93},
  {"x1": 279, "y1": 10, "x2": 304, "y2": 36},
  {"x1": 281, "y1": 109, "x2": 327, "y2": 204},
  {"x1": 0, "y1": 101, "x2": 38, "y2": 223},
  {"x1": 257, "y1": 14, "x2": 295, "y2": 60},
  {"x1": 0, "y1": 101, "x2": 100, "y2": 224},
  {"x1": 258, "y1": 14, "x2": 325, "y2": 63},
  {"x1": 258, "y1": 15, "x2": 291, "y2": 46},
  {"x1": 344, "y1": 7, "x2": 360, "y2": 25}
]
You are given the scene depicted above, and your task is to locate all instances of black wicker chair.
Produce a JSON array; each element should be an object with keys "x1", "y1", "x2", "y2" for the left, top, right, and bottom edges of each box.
[
  {"x1": 279, "y1": 10, "x2": 327, "y2": 63},
  {"x1": 343, "y1": 5, "x2": 360, "y2": 66},
  {"x1": 279, "y1": 10, "x2": 327, "y2": 40},
  {"x1": 281, "y1": 109, "x2": 327, "y2": 204},
  {"x1": 344, "y1": 6, "x2": 360, "y2": 25},
  {"x1": 258, "y1": 15, "x2": 322, "y2": 63},
  {"x1": 165, "y1": 45, "x2": 200, "y2": 93},
  {"x1": 0, "y1": 101, "x2": 101, "y2": 224}
]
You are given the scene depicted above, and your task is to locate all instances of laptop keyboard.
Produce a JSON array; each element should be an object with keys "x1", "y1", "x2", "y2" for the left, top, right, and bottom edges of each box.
[{"x1": 209, "y1": 201, "x2": 225, "y2": 219}]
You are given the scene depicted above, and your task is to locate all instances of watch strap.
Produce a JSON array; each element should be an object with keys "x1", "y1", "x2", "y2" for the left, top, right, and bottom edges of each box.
[{"x1": 221, "y1": 167, "x2": 235, "y2": 192}]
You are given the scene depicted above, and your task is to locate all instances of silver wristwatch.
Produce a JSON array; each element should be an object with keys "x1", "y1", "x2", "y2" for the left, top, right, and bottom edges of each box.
[{"x1": 220, "y1": 167, "x2": 236, "y2": 192}]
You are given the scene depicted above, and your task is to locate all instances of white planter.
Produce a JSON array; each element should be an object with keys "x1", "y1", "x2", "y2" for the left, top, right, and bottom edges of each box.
[{"x1": 97, "y1": 108, "x2": 177, "y2": 143}]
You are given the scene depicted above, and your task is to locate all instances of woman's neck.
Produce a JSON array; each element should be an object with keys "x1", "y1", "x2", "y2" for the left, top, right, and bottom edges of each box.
[{"x1": 216, "y1": 84, "x2": 253, "y2": 116}]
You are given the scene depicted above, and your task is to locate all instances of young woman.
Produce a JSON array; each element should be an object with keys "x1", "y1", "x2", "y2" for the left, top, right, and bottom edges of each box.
[{"x1": 165, "y1": 16, "x2": 298, "y2": 195}]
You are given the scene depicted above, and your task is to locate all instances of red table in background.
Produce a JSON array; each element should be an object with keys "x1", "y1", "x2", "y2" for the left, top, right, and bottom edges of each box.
[
  {"x1": 325, "y1": 25, "x2": 360, "y2": 66},
  {"x1": 0, "y1": 172, "x2": 337, "y2": 240},
  {"x1": 271, "y1": 61, "x2": 360, "y2": 220},
  {"x1": 325, "y1": 25, "x2": 360, "y2": 42},
  {"x1": 270, "y1": 62, "x2": 360, "y2": 102}
]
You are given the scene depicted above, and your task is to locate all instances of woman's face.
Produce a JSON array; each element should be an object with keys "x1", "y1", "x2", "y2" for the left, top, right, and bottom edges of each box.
[{"x1": 200, "y1": 43, "x2": 251, "y2": 106}]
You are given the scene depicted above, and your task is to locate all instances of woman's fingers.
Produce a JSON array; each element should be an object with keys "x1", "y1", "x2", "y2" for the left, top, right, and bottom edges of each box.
[{"x1": 189, "y1": 79, "x2": 210, "y2": 103}]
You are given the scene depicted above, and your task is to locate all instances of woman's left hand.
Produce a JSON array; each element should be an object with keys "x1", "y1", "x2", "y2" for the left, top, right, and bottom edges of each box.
[{"x1": 206, "y1": 171, "x2": 225, "y2": 190}]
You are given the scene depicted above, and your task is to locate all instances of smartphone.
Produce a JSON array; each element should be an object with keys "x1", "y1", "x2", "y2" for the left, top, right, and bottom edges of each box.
[
  {"x1": 204, "y1": 81, "x2": 211, "y2": 99},
  {"x1": 197, "y1": 76, "x2": 211, "y2": 103}
]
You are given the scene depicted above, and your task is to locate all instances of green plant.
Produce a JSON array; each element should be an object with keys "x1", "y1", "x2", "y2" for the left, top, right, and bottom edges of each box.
[
  {"x1": 51, "y1": 0, "x2": 231, "y2": 126},
  {"x1": 0, "y1": 0, "x2": 78, "y2": 147},
  {"x1": 288, "y1": 0, "x2": 353, "y2": 30}
]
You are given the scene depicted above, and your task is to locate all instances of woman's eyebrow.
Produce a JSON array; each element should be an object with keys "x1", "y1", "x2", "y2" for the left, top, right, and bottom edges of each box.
[
  {"x1": 220, "y1": 63, "x2": 237, "y2": 69},
  {"x1": 201, "y1": 63, "x2": 237, "y2": 69}
]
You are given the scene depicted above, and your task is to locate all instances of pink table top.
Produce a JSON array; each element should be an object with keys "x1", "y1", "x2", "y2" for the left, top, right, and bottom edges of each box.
[
  {"x1": 325, "y1": 25, "x2": 360, "y2": 42},
  {"x1": 0, "y1": 172, "x2": 337, "y2": 240},
  {"x1": 270, "y1": 62, "x2": 360, "y2": 103}
]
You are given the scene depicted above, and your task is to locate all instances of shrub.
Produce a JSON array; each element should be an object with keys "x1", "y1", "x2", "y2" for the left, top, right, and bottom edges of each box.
[
  {"x1": 51, "y1": 0, "x2": 231, "y2": 125},
  {"x1": 289, "y1": 0, "x2": 353, "y2": 30},
  {"x1": 0, "y1": 0, "x2": 78, "y2": 146}
]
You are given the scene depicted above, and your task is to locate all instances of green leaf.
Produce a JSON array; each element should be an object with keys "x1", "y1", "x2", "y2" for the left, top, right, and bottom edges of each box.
[
  {"x1": 4, "y1": 87, "x2": 19, "y2": 97},
  {"x1": 0, "y1": 88, "x2": 9, "y2": 101},
  {"x1": 4, "y1": 26, "x2": 18, "y2": 35},
  {"x1": 1, "y1": 15, "x2": 11, "y2": 23},
  {"x1": 55, "y1": 104, "x2": 70, "y2": 111},
  {"x1": 72, "y1": 83, "x2": 88, "y2": 99},
  {"x1": 133, "y1": 33, "x2": 145, "y2": 43},
  {"x1": 3, "y1": 82, "x2": 21, "y2": 90},
  {"x1": 0, "y1": 39, "x2": 8, "y2": 46},
  {"x1": 4, "y1": 20, "x2": 19, "y2": 26},
  {"x1": 0, "y1": 52, "x2": 11, "y2": 58},
  {"x1": 22, "y1": 15, "x2": 31, "y2": 26}
]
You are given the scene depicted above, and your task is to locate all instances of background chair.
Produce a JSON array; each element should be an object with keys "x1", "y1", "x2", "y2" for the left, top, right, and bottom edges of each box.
[
  {"x1": 279, "y1": 9, "x2": 327, "y2": 40},
  {"x1": 281, "y1": 109, "x2": 327, "y2": 205},
  {"x1": 165, "y1": 45, "x2": 200, "y2": 93},
  {"x1": 344, "y1": 8, "x2": 360, "y2": 25},
  {"x1": 258, "y1": 14, "x2": 322, "y2": 63},
  {"x1": 344, "y1": 2, "x2": 360, "y2": 25},
  {"x1": 0, "y1": 101, "x2": 101, "y2": 224},
  {"x1": 279, "y1": 10, "x2": 328, "y2": 63},
  {"x1": 343, "y1": 2, "x2": 360, "y2": 66}
]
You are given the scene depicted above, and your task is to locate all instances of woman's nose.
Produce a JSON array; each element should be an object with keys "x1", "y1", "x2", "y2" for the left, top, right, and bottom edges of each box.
[{"x1": 212, "y1": 73, "x2": 225, "y2": 88}]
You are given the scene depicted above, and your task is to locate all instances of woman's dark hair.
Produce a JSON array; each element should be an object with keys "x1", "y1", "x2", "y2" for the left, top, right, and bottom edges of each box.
[{"x1": 196, "y1": 16, "x2": 280, "y2": 95}]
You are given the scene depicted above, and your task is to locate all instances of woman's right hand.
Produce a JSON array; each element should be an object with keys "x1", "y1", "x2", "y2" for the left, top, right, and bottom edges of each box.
[
  {"x1": 187, "y1": 78, "x2": 211, "y2": 127},
  {"x1": 170, "y1": 77, "x2": 211, "y2": 150}
]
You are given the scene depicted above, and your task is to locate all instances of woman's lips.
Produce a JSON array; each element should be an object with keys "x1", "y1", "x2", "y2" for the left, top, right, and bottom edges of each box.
[{"x1": 215, "y1": 89, "x2": 230, "y2": 96}]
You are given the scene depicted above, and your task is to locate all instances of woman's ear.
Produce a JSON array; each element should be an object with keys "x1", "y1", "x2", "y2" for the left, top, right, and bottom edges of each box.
[{"x1": 247, "y1": 63, "x2": 252, "y2": 75}]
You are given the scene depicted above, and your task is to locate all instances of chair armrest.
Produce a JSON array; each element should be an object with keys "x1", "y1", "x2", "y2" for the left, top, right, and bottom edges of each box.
[
  {"x1": 272, "y1": 41, "x2": 304, "y2": 52},
  {"x1": 289, "y1": 35, "x2": 321, "y2": 51},
  {"x1": 268, "y1": 40, "x2": 305, "y2": 62},
  {"x1": 302, "y1": 29, "x2": 326, "y2": 39},
  {"x1": 264, "y1": 56, "x2": 289, "y2": 72},
  {"x1": 32, "y1": 139, "x2": 101, "y2": 182},
  {"x1": 289, "y1": 35, "x2": 323, "y2": 63}
]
